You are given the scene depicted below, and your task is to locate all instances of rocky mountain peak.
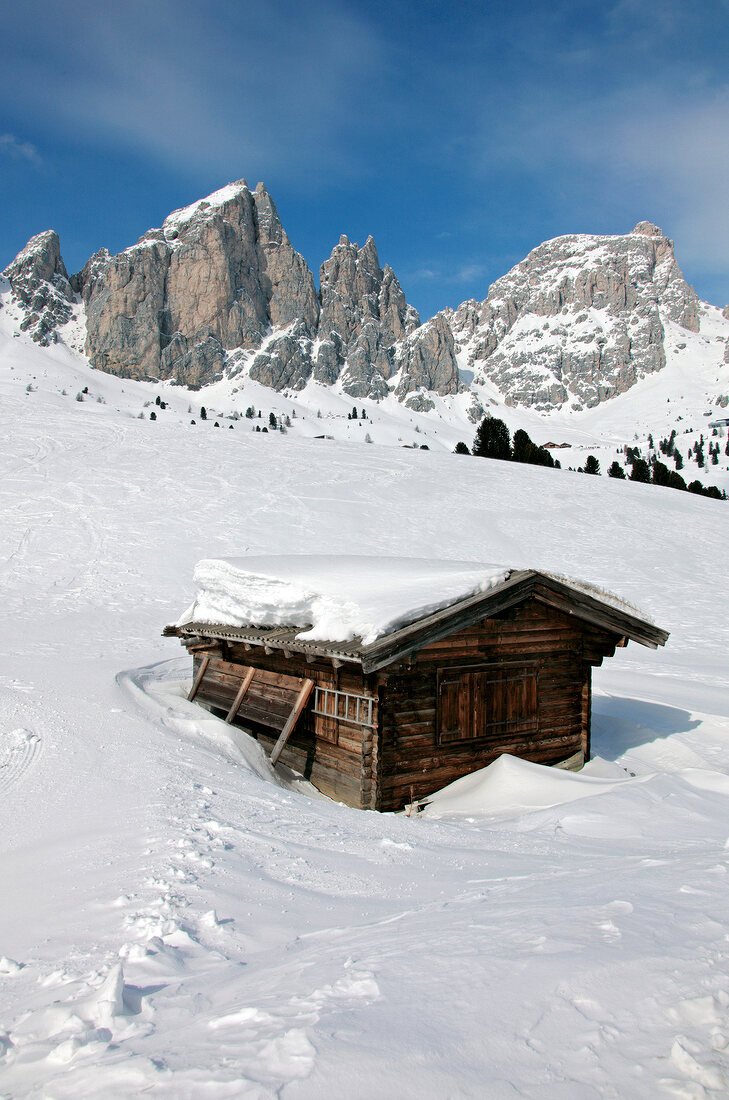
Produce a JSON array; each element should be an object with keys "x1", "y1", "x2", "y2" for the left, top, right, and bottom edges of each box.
[
  {"x1": 396, "y1": 312, "x2": 461, "y2": 410},
  {"x1": 2, "y1": 230, "x2": 75, "y2": 345},
  {"x1": 448, "y1": 223, "x2": 701, "y2": 411},
  {"x1": 5, "y1": 229, "x2": 69, "y2": 285},
  {"x1": 3, "y1": 186, "x2": 718, "y2": 414},
  {"x1": 78, "y1": 179, "x2": 318, "y2": 387},
  {"x1": 631, "y1": 221, "x2": 663, "y2": 237},
  {"x1": 314, "y1": 232, "x2": 428, "y2": 399}
]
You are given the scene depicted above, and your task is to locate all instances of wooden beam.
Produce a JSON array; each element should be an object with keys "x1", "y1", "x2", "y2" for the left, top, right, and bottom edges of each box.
[
  {"x1": 225, "y1": 666, "x2": 255, "y2": 724},
  {"x1": 270, "y1": 678, "x2": 314, "y2": 766},
  {"x1": 188, "y1": 655, "x2": 211, "y2": 702},
  {"x1": 361, "y1": 573, "x2": 537, "y2": 672}
]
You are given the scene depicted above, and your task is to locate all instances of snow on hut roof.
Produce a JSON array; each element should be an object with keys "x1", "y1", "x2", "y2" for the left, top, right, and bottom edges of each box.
[{"x1": 178, "y1": 556, "x2": 511, "y2": 647}]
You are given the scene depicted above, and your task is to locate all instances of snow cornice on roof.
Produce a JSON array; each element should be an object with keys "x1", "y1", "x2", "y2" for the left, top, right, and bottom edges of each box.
[{"x1": 165, "y1": 569, "x2": 668, "y2": 673}]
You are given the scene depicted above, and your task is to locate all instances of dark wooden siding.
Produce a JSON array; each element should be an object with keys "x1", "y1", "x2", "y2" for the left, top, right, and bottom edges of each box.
[
  {"x1": 377, "y1": 601, "x2": 614, "y2": 812},
  {"x1": 191, "y1": 645, "x2": 378, "y2": 809},
  {"x1": 183, "y1": 596, "x2": 619, "y2": 813}
]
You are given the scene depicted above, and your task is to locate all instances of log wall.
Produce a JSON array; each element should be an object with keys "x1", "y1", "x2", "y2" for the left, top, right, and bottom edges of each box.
[
  {"x1": 190, "y1": 645, "x2": 379, "y2": 809},
  {"x1": 376, "y1": 601, "x2": 612, "y2": 813}
]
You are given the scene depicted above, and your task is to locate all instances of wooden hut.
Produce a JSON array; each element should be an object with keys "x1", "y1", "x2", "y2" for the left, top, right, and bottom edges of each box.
[{"x1": 163, "y1": 566, "x2": 668, "y2": 812}]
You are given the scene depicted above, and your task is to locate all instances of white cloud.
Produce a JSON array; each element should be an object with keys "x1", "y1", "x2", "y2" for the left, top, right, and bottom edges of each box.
[
  {"x1": 408, "y1": 266, "x2": 439, "y2": 281},
  {"x1": 0, "y1": 133, "x2": 41, "y2": 164},
  {"x1": 453, "y1": 263, "x2": 488, "y2": 284},
  {"x1": 1, "y1": 0, "x2": 388, "y2": 184},
  {"x1": 470, "y1": 72, "x2": 729, "y2": 289}
]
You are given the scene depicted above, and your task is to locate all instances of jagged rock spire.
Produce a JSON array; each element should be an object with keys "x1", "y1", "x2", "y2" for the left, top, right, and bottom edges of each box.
[
  {"x1": 3, "y1": 230, "x2": 74, "y2": 346},
  {"x1": 316, "y1": 234, "x2": 422, "y2": 397}
]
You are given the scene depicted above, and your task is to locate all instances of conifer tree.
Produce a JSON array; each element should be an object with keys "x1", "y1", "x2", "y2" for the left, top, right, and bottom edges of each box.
[
  {"x1": 629, "y1": 458, "x2": 651, "y2": 483},
  {"x1": 608, "y1": 461, "x2": 625, "y2": 479},
  {"x1": 652, "y1": 460, "x2": 671, "y2": 486},
  {"x1": 512, "y1": 429, "x2": 555, "y2": 466},
  {"x1": 473, "y1": 416, "x2": 511, "y2": 460},
  {"x1": 511, "y1": 429, "x2": 534, "y2": 464}
]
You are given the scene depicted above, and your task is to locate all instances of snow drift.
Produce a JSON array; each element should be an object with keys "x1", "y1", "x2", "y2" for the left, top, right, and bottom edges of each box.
[{"x1": 179, "y1": 555, "x2": 510, "y2": 644}]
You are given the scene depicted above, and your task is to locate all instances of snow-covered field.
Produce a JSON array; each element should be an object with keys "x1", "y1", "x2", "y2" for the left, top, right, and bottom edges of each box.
[{"x1": 1, "y1": 318, "x2": 729, "y2": 1097}]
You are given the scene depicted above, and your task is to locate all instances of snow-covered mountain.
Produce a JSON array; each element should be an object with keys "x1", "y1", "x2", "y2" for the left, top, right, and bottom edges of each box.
[
  {"x1": 449, "y1": 221, "x2": 702, "y2": 411},
  {"x1": 4, "y1": 180, "x2": 729, "y2": 423}
]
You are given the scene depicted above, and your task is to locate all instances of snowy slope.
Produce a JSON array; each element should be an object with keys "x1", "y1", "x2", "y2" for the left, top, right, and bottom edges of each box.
[{"x1": 1, "y1": 321, "x2": 729, "y2": 1096}]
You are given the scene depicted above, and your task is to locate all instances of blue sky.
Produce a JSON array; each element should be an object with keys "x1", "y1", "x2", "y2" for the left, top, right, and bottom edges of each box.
[{"x1": 2, "y1": 0, "x2": 728, "y2": 320}]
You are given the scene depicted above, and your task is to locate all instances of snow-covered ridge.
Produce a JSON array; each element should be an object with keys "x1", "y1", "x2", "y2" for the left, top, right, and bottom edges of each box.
[
  {"x1": 5, "y1": 181, "x2": 727, "y2": 416},
  {"x1": 448, "y1": 220, "x2": 704, "y2": 412},
  {"x1": 161, "y1": 179, "x2": 251, "y2": 236}
]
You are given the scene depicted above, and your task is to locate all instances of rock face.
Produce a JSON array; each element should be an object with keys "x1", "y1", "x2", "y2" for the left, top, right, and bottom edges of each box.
[
  {"x1": 78, "y1": 180, "x2": 318, "y2": 386},
  {"x1": 69, "y1": 179, "x2": 435, "y2": 398},
  {"x1": 316, "y1": 235, "x2": 421, "y2": 397},
  {"x1": 448, "y1": 222, "x2": 701, "y2": 410},
  {"x1": 4, "y1": 190, "x2": 714, "y2": 412},
  {"x1": 3, "y1": 231, "x2": 75, "y2": 345},
  {"x1": 396, "y1": 313, "x2": 461, "y2": 408},
  {"x1": 249, "y1": 322, "x2": 314, "y2": 391}
]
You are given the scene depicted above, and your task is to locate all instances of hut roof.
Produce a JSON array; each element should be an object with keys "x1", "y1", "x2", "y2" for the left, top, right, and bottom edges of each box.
[{"x1": 165, "y1": 557, "x2": 668, "y2": 673}]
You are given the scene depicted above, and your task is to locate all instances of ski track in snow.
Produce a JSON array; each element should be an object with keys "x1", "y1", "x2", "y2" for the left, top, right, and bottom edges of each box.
[
  {"x1": 0, "y1": 727, "x2": 41, "y2": 793},
  {"x1": 0, "y1": 341, "x2": 729, "y2": 1095}
]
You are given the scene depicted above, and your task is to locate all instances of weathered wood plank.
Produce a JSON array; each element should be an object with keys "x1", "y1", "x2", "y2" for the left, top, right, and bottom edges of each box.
[
  {"x1": 225, "y1": 666, "x2": 256, "y2": 723},
  {"x1": 188, "y1": 656, "x2": 210, "y2": 702},
  {"x1": 270, "y1": 679, "x2": 315, "y2": 766}
]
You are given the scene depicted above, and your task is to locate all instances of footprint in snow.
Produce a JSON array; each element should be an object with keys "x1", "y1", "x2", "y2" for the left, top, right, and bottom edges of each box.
[
  {"x1": 5, "y1": 964, "x2": 138, "y2": 1071},
  {"x1": 660, "y1": 993, "x2": 729, "y2": 1095},
  {"x1": 668, "y1": 1038, "x2": 727, "y2": 1092},
  {"x1": 0, "y1": 956, "x2": 24, "y2": 975}
]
